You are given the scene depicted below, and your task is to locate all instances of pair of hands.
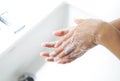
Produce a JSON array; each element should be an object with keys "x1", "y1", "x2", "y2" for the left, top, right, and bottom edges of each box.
[{"x1": 40, "y1": 19, "x2": 109, "y2": 64}]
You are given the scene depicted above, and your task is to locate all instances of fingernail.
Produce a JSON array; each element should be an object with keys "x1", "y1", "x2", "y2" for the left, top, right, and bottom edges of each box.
[
  {"x1": 52, "y1": 30, "x2": 59, "y2": 35},
  {"x1": 52, "y1": 31, "x2": 56, "y2": 35},
  {"x1": 39, "y1": 52, "x2": 43, "y2": 56},
  {"x1": 41, "y1": 43, "x2": 45, "y2": 47}
]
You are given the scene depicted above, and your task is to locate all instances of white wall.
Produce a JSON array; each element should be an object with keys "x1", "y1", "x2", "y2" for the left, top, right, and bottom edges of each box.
[
  {"x1": 67, "y1": 0, "x2": 120, "y2": 21},
  {"x1": 1, "y1": 0, "x2": 120, "y2": 22}
]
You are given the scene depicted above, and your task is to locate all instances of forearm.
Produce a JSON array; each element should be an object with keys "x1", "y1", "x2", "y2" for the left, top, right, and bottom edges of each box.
[
  {"x1": 110, "y1": 18, "x2": 120, "y2": 31},
  {"x1": 97, "y1": 23, "x2": 120, "y2": 59}
]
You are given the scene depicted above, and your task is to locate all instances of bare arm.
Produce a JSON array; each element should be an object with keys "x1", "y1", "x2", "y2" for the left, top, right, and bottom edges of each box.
[
  {"x1": 110, "y1": 18, "x2": 120, "y2": 31},
  {"x1": 97, "y1": 22, "x2": 120, "y2": 59},
  {"x1": 40, "y1": 19, "x2": 120, "y2": 64}
]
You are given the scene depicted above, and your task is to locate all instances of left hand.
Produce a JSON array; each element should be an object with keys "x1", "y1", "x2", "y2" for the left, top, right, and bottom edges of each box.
[{"x1": 40, "y1": 19, "x2": 105, "y2": 64}]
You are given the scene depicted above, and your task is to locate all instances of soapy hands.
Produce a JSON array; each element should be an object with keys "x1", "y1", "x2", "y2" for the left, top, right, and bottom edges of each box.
[{"x1": 40, "y1": 19, "x2": 107, "y2": 64}]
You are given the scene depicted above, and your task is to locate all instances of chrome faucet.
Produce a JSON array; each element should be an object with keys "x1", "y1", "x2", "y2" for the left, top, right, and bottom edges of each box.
[
  {"x1": 0, "y1": 11, "x2": 11, "y2": 26},
  {"x1": 0, "y1": 11, "x2": 25, "y2": 33}
]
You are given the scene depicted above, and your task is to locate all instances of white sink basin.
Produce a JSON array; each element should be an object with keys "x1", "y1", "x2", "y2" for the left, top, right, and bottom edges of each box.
[{"x1": 0, "y1": 3, "x2": 120, "y2": 81}]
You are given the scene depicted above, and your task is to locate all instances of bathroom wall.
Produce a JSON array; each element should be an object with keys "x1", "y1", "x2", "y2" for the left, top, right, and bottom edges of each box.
[{"x1": 67, "y1": 0, "x2": 120, "y2": 21}]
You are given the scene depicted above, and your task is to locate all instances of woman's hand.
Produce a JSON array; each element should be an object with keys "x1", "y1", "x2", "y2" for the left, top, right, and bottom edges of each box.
[{"x1": 40, "y1": 19, "x2": 118, "y2": 64}]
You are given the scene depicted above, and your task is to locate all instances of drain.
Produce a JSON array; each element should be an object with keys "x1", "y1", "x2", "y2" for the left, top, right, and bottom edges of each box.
[{"x1": 18, "y1": 73, "x2": 35, "y2": 81}]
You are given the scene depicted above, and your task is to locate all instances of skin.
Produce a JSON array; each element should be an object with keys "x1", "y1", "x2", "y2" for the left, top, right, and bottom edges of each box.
[
  {"x1": 110, "y1": 18, "x2": 120, "y2": 31},
  {"x1": 40, "y1": 18, "x2": 120, "y2": 64}
]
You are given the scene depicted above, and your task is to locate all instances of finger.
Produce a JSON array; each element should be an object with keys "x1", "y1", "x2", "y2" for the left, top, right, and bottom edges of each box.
[
  {"x1": 49, "y1": 47, "x2": 63, "y2": 57},
  {"x1": 56, "y1": 55, "x2": 75, "y2": 64},
  {"x1": 57, "y1": 44, "x2": 76, "y2": 58},
  {"x1": 45, "y1": 57, "x2": 54, "y2": 62},
  {"x1": 53, "y1": 29, "x2": 69, "y2": 37},
  {"x1": 74, "y1": 19, "x2": 85, "y2": 24},
  {"x1": 57, "y1": 58, "x2": 74, "y2": 64},
  {"x1": 55, "y1": 30, "x2": 74, "y2": 48},
  {"x1": 58, "y1": 46, "x2": 89, "y2": 64},
  {"x1": 40, "y1": 52, "x2": 50, "y2": 57},
  {"x1": 66, "y1": 46, "x2": 87, "y2": 60},
  {"x1": 50, "y1": 40, "x2": 70, "y2": 57},
  {"x1": 57, "y1": 44, "x2": 88, "y2": 64},
  {"x1": 41, "y1": 42, "x2": 56, "y2": 48},
  {"x1": 57, "y1": 48, "x2": 81, "y2": 64}
]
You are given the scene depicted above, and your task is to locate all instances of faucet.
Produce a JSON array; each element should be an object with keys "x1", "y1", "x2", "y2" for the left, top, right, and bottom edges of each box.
[
  {"x1": 0, "y1": 11, "x2": 11, "y2": 26},
  {"x1": 0, "y1": 11, "x2": 25, "y2": 33}
]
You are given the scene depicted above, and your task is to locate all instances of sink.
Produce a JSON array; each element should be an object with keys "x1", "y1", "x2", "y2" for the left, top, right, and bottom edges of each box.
[{"x1": 0, "y1": 3, "x2": 120, "y2": 81}]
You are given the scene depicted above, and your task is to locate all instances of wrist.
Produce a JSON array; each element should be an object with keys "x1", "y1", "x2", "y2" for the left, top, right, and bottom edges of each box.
[
  {"x1": 95, "y1": 22, "x2": 114, "y2": 45},
  {"x1": 96, "y1": 22, "x2": 120, "y2": 58},
  {"x1": 110, "y1": 18, "x2": 120, "y2": 31}
]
